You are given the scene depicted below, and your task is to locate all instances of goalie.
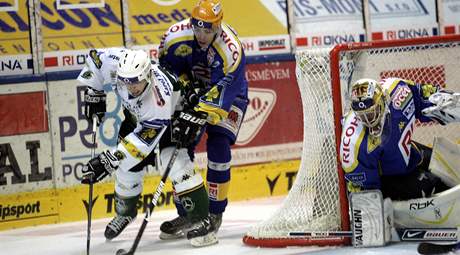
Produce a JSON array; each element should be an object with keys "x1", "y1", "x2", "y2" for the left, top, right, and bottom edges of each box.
[{"x1": 340, "y1": 78, "x2": 460, "y2": 246}]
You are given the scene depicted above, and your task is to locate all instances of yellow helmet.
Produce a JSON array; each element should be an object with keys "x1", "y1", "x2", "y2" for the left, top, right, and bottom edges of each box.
[
  {"x1": 191, "y1": 0, "x2": 223, "y2": 29},
  {"x1": 351, "y1": 78, "x2": 389, "y2": 136}
]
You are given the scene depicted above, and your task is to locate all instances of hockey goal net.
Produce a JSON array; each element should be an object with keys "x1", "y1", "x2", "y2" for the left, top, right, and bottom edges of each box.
[{"x1": 243, "y1": 35, "x2": 460, "y2": 247}]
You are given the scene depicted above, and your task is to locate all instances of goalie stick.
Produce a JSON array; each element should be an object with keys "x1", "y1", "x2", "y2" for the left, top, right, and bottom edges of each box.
[
  {"x1": 289, "y1": 227, "x2": 458, "y2": 242},
  {"x1": 417, "y1": 242, "x2": 460, "y2": 255},
  {"x1": 116, "y1": 145, "x2": 181, "y2": 255}
]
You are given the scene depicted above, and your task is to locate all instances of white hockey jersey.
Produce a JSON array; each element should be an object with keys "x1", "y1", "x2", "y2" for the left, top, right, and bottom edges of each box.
[{"x1": 77, "y1": 48, "x2": 180, "y2": 172}]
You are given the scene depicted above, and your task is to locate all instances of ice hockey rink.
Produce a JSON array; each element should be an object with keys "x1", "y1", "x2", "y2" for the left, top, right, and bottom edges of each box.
[{"x1": 0, "y1": 196, "x2": 439, "y2": 255}]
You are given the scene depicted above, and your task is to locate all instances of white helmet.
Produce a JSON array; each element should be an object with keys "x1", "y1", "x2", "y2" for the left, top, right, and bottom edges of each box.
[{"x1": 117, "y1": 49, "x2": 152, "y2": 97}]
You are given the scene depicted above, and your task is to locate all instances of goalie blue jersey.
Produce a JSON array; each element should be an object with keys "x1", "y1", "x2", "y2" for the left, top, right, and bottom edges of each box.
[
  {"x1": 340, "y1": 78, "x2": 437, "y2": 191},
  {"x1": 158, "y1": 19, "x2": 248, "y2": 124}
]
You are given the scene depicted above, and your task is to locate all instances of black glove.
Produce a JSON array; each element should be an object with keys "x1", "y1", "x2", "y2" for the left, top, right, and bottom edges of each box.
[
  {"x1": 81, "y1": 150, "x2": 120, "y2": 184},
  {"x1": 173, "y1": 110, "x2": 208, "y2": 147},
  {"x1": 84, "y1": 87, "x2": 106, "y2": 126}
]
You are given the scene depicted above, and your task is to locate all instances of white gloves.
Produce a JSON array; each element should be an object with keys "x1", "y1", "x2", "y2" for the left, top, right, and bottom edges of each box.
[{"x1": 422, "y1": 90, "x2": 460, "y2": 125}]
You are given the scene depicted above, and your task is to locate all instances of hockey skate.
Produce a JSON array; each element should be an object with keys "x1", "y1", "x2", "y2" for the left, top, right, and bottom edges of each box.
[
  {"x1": 104, "y1": 215, "x2": 135, "y2": 240},
  {"x1": 159, "y1": 216, "x2": 192, "y2": 240},
  {"x1": 187, "y1": 215, "x2": 218, "y2": 247},
  {"x1": 210, "y1": 213, "x2": 223, "y2": 233}
]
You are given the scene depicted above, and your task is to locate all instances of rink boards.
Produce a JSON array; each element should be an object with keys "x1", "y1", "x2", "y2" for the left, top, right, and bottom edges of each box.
[{"x1": 0, "y1": 57, "x2": 303, "y2": 231}]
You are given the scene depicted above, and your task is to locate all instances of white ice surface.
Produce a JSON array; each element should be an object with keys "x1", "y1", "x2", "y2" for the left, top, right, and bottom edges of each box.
[{"x1": 1, "y1": 196, "x2": 455, "y2": 255}]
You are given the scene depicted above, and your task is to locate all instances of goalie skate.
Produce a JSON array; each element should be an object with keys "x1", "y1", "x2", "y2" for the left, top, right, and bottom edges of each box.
[
  {"x1": 187, "y1": 215, "x2": 218, "y2": 247},
  {"x1": 159, "y1": 216, "x2": 192, "y2": 240},
  {"x1": 104, "y1": 215, "x2": 135, "y2": 240}
]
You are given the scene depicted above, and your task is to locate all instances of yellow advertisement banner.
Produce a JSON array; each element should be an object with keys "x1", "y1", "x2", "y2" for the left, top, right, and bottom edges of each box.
[
  {"x1": 0, "y1": 190, "x2": 59, "y2": 230},
  {"x1": 1, "y1": 0, "x2": 286, "y2": 56},
  {"x1": 129, "y1": 0, "x2": 287, "y2": 45},
  {"x1": 0, "y1": 0, "x2": 31, "y2": 55},
  {"x1": 0, "y1": 159, "x2": 300, "y2": 230},
  {"x1": 40, "y1": 0, "x2": 124, "y2": 52}
]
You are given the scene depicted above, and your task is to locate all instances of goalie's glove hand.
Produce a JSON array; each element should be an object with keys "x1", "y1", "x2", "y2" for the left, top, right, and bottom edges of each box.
[
  {"x1": 173, "y1": 110, "x2": 208, "y2": 147},
  {"x1": 84, "y1": 87, "x2": 106, "y2": 126},
  {"x1": 81, "y1": 150, "x2": 120, "y2": 184},
  {"x1": 422, "y1": 90, "x2": 460, "y2": 125}
]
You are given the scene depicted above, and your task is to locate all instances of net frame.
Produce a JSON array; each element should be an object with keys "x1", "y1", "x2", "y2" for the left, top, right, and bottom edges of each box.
[{"x1": 243, "y1": 34, "x2": 460, "y2": 248}]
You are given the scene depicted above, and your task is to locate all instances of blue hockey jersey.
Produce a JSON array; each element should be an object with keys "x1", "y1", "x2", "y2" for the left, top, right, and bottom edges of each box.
[
  {"x1": 158, "y1": 19, "x2": 248, "y2": 125},
  {"x1": 340, "y1": 78, "x2": 438, "y2": 192}
]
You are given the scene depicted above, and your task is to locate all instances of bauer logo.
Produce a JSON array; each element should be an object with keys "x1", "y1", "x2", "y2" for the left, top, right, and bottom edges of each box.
[
  {"x1": 236, "y1": 88, "x2": 276, "y2": 146},
  {"x1": 0, "y1": 201, "x2": 40, "y2": 220}
]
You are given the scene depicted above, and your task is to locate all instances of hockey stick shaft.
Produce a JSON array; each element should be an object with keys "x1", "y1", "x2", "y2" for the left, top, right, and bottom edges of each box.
[
  {"x1": 118, "y1": 145, "x2": 181, "y2": 255},
  {"x1": 289, "y1": 227, "x2": 458, "y2": 242},
  {"x1": 86, "y1": 118, "x2": 97, "y2": 255}
]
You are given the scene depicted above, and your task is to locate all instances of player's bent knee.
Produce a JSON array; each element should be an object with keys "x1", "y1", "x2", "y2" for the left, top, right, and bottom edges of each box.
[{"x1": 115, "y1": 168, "x2": 145, "y2": 197}]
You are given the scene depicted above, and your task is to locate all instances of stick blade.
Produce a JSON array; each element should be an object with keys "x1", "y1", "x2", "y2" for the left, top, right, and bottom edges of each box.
[{"x1": 417, "y1": 242, "x2": 458, "y2": 255}]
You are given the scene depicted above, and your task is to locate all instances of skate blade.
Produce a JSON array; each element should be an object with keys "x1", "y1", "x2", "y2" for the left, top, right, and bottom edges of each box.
[{"x1": 190, "y1": 232, "x2": 218, "y2": 247}]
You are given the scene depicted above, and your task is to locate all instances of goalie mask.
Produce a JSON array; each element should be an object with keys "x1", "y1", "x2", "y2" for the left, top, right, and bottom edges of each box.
[
  {"x1": 351, "y1": 78, "x2": 389, "y2": 137},
  {"x1": 191, "y1": 0, "x2": 223, "y2": 49},
  {"x1": 117, "y1": 49, "x2": 152, "y2": 98}
]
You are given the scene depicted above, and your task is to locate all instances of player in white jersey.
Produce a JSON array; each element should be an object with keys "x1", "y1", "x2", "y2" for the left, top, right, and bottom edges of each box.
[{"x1": 77, "y1": 48, "x2": 217, "y2": 247}]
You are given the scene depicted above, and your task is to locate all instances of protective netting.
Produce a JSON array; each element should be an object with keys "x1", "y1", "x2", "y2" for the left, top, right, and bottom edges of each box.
[{"x1": 244, "y1": 36, "x2": 460, "y2": 247}]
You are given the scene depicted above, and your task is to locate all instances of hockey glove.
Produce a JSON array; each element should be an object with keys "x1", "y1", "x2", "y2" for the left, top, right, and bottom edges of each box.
[
  {"x1": 422, "y1": 90, "x2": 460, "y2": 125},
  {"x1": 81, "y1": 150, "x2": 121, "y2": 184},
  {"x1": 84, "y1": 87, "x2": 106, "y2": 126},
  {"x1": 173, "y1": 110, "x2": 208, "y2": 147}
]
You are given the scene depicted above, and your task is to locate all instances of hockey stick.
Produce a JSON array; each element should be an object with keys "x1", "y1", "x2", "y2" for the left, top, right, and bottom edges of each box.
[
  {"x1": 418, "y1": 241, "x2": 460, "y2": 254},
  {"x1": 86, "y1": 118, "x2": 98, "y2": 255},
  {"x1": 289, "y1": 227, "x2": 458, "y2": 242},
  {"x1": 116, "y1": 145, "x2": 181, "y2": 255}
]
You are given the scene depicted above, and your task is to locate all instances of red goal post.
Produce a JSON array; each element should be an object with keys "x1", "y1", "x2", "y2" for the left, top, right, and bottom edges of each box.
[{"x1": 243, "y1": 34, "x2": 460, "y2": 248}]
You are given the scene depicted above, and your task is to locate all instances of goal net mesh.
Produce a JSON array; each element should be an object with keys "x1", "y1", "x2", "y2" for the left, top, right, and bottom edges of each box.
[{"x1": 243, "y1": 35, "x2": 460, "y2": 247}]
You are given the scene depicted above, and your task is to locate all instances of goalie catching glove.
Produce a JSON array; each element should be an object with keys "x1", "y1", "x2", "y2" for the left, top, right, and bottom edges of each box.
[
  {"x1": 422, "y1": 90, "x2": 460, "y2": 125},
  {"x1": 84, "y1": 87, "x2": 106, "y2": 126},
  {"x1": 81, "y1": 150, "x2": 121, "y2": 184},
  {"x1": 173, "y1": 110, "x2": 208, "y2": 147}
]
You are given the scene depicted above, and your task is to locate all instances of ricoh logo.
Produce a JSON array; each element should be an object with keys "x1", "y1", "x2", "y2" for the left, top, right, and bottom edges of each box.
[{"x1": 0, "y1": 201, "x2": 40, "y2": 220}]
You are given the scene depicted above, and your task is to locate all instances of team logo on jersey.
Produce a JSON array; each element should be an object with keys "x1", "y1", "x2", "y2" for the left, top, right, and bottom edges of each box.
[
  {"x1": 81, "y1": 70, "x2": 93, "y2": 79},
  {"x1": 392, "y1": 86, "x2": 412, "y2": 109},
  {"x1": 135, "y1": 126, "x2": 158, "y2": 146},
  {"x1": 174, "y1": 44, "x2": 192, "y2": 57}
]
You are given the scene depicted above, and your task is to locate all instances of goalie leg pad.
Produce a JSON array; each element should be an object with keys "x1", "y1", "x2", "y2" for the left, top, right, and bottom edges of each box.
[
  {"x1": 429, "y1": 137, "x2": 460, "y2": 187},
  {"x1": 350, "y1": 190, "x2": 393, "y2": 247},
  {"x1": 393, "y1": 184, "x2": 460, "y2": 228}
]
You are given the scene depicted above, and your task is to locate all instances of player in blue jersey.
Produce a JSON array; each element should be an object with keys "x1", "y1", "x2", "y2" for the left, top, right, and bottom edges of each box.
[
  {"x1": 157, "y1": 0, "x2": 248, "y2": 240},
  {"x1": 339, "y1": 77, "x2": 460, "y2": 200}
]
